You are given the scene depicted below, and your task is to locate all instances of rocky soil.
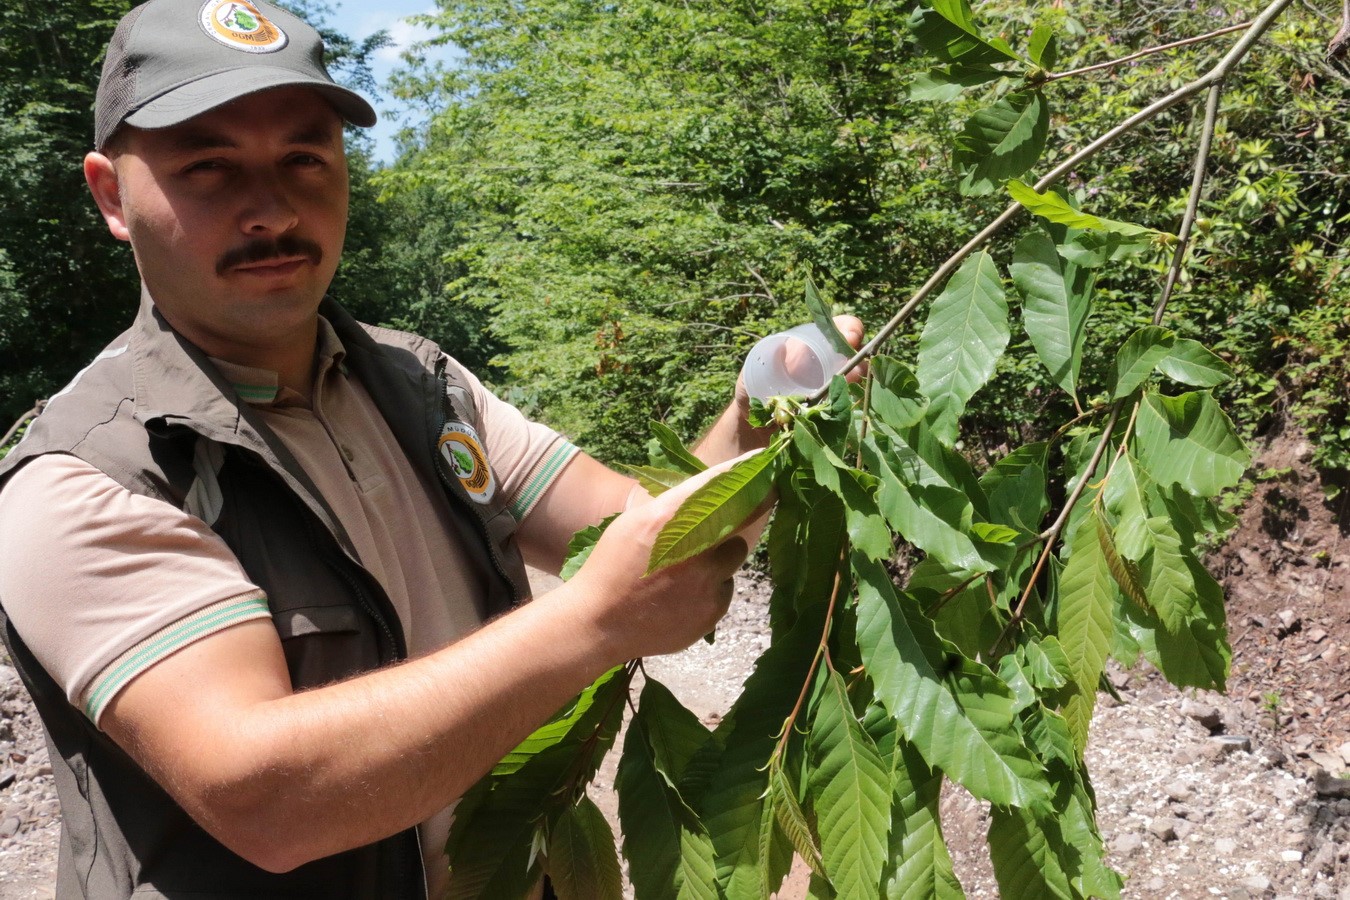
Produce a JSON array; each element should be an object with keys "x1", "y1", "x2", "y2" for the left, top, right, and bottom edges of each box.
[{"x1": 2, "y1": 430, "x2": 1349, "y2": 899}]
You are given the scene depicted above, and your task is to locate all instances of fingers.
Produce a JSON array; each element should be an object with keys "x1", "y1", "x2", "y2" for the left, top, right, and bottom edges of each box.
[{"x1": 832, "y1": 315, "x2": 865, "y2": 350}]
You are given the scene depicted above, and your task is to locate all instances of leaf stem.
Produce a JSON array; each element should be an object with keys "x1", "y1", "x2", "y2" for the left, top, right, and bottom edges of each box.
[
  {"x1": 991, "y1": 402, "x2": 1124, "y2": 657},
  {"x1": 807, "y1": 0, "x2": 1296, "y2": 402},
  {"x1": 773, "y1": 544, "x2": 848, "y2": 760},
  {"x1": 1040, "y1": 22, "x2": 1252, "y2": 83}
]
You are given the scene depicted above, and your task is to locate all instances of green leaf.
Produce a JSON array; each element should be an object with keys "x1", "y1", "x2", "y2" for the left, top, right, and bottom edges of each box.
[
  {"x1": 1135, "y1": 392, "x2": 1250, "y2": 498},
  {"x1": 1012, "y1": 228, "x2": 1090, "y2": 398},
  {"x1": 1059, "y1": 230, "x2": 1151, "y2": 267},
  {"x1": 1054, "y1": 510, "x2": 1116, "y2": 754},
  {"x1": 854, "y1": 556, "x2": 1049, "y2": 809},
  {"x1": 930, "y1": 0, "x2": 1022, "y2": 60},
  {"x1": 869, "y1": 356, "x2": 930, "y2": 430},
  {"x1": 987, "y1": 805, "x2": 1074, "y2": 900},
  {"x1": 917, "y1": 250, "x2": 1010, "y2": 444},
  {"x1": 766, "y1": 766, "x2": 823, "y2": 880},
  {"x1": 1028, "y1": 23, "x2": 1057, "y2": 68},
  {"x1": 981, "y1": 443, "x2": 1050, "y2": 534},
  {"x1": 560, "y1": 514, "x2": 619, "y2": 581},
  {"x1": 1111, "y1": 326, "x2": 1175, "y2": 399},
  {"x1": 618, "y1": 709, "x2": 719, "y2": 900},
  {"x1": 1097, "y1": 515, "x2": 1149, "y2": 616},
  {"x1": 793, "y1": 426, "x2": 893, "y2": 563},
  {"x1": 1126, "y1": 558, "x2": 1230, "y2": 691},
  {"x1": 548, "y1": 796, "x2": 624, "y2": 900},
  {"x1": 702, "y1": 612, "x2": 823, "y2": 897},
  {"x1": 1158, "y1": 339, "x2": 1233, "y2": 387},
  {"x1": 1006, "y1": 180, "x2": 1159, "y2": 238},
  {"x1": 808, "y1": 669, "x2": 892, "y2": 898},
  {"x1": 494, "y1": 667, "x2": 627, "y2": 775},
  {"x1": 909, "y1": 6, "x2": 1020, "y2": 67},
  {"x1": 953, "y1": 91, "x2": 1049, "y2": 196},
  {"x1": 866, "y1": 709, "x2": 966, "y2": 900},
  {"x1": 624, "y1": 464, "x2": 690, "y2": 496},
  {"x1": 910, "y1": 65, "x2": 1008, "y2": 102},
  {"x1": 647, "y1": 443, "x2": 781, "y2": 573},
  {"x1": 649, "y1": 421, "x2": 708, "y2": 475},
  {"x1": 804, "y1": 276, "x2": 857, "y2": 358},
  {"x1": 638, "y1": 679, "x2": 716, "y2": 788}
]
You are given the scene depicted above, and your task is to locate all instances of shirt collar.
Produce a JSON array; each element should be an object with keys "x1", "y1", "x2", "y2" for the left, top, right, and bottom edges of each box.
[{"x1": 208, "y1": 316, "x2": 348, "y2": 408}]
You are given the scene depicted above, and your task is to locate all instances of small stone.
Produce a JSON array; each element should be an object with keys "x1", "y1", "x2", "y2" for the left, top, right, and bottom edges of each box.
[
  {"x1": 1310, "y1": 628, "x2": 1329, "y2": 643},
  {"x1": 0, "y1": 816, "x2": 18, "y2": 838},
  {"x1": 1309, "y1": 841, "x2": 1337, "y2": 874},
  {"x1": 1243, "y1": 875, "x2": 1271, "y2": 893},
  {"x1": 1281, "y1": 849, "x2": 1305, "y2": 863},
  {"x1": 1109, "y1": 832, "x2": 1143, "y2": 857},
  {"x1": 1148, "y1": 818, "x2": 1178, "y2": 841},
  {"x1": 0, "y1": 769, "x2": 13, "y2": 790},
  {"x1": 1181, "y1": 698, "x2": 1223, "y2": 731},
  {"x1": 1173, "y1": 818, "x2": 1195, "y2": 839},
  {"x1": 1335, "y1": 799, "x2": 1350, "y2": 816},
  {"x1": 1166, "y1": 780, "x2": 1193, "y2": 803},
  {"x1": 1211, "y1": 735, "x2": 1252, "y2": 755},
  {"x1": 1215, "y1": 837, "x2": 1238, "y2": 855},
  {"x1": 1146, "y1": 876, "x2": 1166, "y2": 892}
]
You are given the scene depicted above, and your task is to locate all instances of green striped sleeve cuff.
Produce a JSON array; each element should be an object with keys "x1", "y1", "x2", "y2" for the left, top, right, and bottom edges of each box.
[
  {"x1": 509, "y1": 441, "x2": 580, "y2": 521},
  {"x1": 81, "y1": 593, "x2": 271, "y2": 725}
]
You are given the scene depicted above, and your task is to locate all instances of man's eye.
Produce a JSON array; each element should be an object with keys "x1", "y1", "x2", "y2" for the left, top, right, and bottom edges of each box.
[
  {"x1": 289, "y1": 153, "x2": 325, "y2": 167},
  {"x1": 185, "y1": 160, "x2": 225, "y2": 174}
]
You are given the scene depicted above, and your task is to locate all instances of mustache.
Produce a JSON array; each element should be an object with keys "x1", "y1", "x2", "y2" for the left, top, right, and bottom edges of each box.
[{"x1": 216, "y1": 236, "x2": 323, "y2": 275}]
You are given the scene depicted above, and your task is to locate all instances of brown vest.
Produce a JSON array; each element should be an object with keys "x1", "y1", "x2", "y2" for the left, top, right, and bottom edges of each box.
[{"x1": 0, "y1": 291, "x2": 531, "y2": 898}]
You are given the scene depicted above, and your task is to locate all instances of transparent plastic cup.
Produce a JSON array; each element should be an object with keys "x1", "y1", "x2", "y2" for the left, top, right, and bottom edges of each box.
[{"x1": 741, "y1": 323, "x2": 850, "y2": 402}]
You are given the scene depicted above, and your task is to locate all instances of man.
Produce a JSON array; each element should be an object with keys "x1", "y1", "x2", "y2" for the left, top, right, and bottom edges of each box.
[{"x1": 0, "y1": 1, "x2": 862, "y2": 897}]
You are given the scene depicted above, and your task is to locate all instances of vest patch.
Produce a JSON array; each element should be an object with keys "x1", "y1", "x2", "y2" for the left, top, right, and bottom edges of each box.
[
  {"x1": 198, "y1": 0, "x2": 288, "y2": 53},
  {"x1": 439, "y1": 421, "x2": 496, "y2": 503}
]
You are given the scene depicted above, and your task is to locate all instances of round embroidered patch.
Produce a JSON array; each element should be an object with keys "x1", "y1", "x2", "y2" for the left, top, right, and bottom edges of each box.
[
  {"x1": 199, "y1": 0, "x2": 288, "y2": 53},
  {"x1": 439, "y1": 422, "x2": 496, "y2": 503}
]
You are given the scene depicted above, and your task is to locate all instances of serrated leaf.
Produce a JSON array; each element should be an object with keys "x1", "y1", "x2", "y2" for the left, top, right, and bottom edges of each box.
[
  {"x1": 1135, "y1": 391, "x2": 1250, "y2": 498},
  {"x1": 1059, "y1": 230, "x2": 1150, "y2": 267},
  {"x1": 495, "y1": 666, "x2": 627, "y2": 774},
  {"x1": 1111, "y1": 325, "x2": 1175, "y2": 399},
  {"x1": 1055, "y1": 509, "x2": 1116, "y2": 754},
  {"x1": 1137, "y1": 516, "x2": 1200, "y2": 633},
  {"x1": 548, "y1": 795, "x2": 624, "y2": 900},
  {"x1": 1158, "y1": 339, "x2": 1233, "y2": 387},
  {"x1": 1007, "y1": 180, "x2": 1160, "y2": 238},
  {"x1": 981, "y1": 443, "x2": 1050, "y2": 534},
  {"x1": 1097, "y1": 514, "x2": 1149, "y2": 614},
  {"x1": 917, "y1": 251, "x2": 1009, "y2": 444},
  {"x1": 808, "y1": 669, "x2": 892, "y2": 898},
  {"x1": 910, "y1": 65, "x2": 1008, "y2": 101},
  {"x1": 618, "y1": 711, "x2": 719, "y2": 900},
  {"x1": 624, "y1": 464, "x2": 689, "y2": 497},
  {"x1": 560, "y1": 514, "x2": 619, "y2": 581},
  {"x1": 792, "y1": 426, "x2": 893, "y2": 563},
  {"x1": 953, "y1": 91, "x2": 1049, "y2": 196},
  {"x1": 1127, "y1": 558, "x2": 1230, "y2": 691},
  {"x1": 766, "y1": 766, "x2": 823, "y2": 879},
  {"x1": 648, "y1": 443, "x2": 781, "y2": 573},
  {"x1": 931, "y1": 0, "x2": 1022, "y2": 59},
  {"x1": 1012, "y1": 228, "x2": 1090, "y2": 397},
  {"x1": 804, "y1": 276, "x2": 857, "y2": 358},
  {"x1": 854, "y1": 556, "x2": 1049, "y2": 808},
  {"x1": 866, "y1": 710, "x2": 965, "y2": 900},
  {"x1": 987, "y1": 805, "x2": 1075, "y2": 900},
  {"x1": 870, "y1": 356, "x2": 930, "y2": 430},
  {"x1": 702, "y1": 612, "x2": 823, "y2": 896},
  {"x1": 1102, "y1": 454, "x2": 1153, "y2": 561},
  {"x1": 649, "y1": 421, "x2": 708, "y2": 475}
]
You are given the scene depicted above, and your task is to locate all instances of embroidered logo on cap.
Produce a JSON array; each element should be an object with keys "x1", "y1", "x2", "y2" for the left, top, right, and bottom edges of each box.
[
  {"x1": 439, "y1": 422, "x2": 496, "y2": 503},
  {"x1": 199, "y1": 0, "x2": 288, "y2": 53}
]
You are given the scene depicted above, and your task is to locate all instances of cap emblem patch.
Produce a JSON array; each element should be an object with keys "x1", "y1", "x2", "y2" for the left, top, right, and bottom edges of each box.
[
  {"x1": 439, "y1": 422, "x2": 496, "y2": 503},
  {"x1": 199, "y1": 1, "x2": 288, "y2": 53}
]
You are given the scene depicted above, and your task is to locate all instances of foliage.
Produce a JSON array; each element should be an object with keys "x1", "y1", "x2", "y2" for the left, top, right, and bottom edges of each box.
[{"x1": 435, "y1": 0, "x2": 1281, "y2": 895}]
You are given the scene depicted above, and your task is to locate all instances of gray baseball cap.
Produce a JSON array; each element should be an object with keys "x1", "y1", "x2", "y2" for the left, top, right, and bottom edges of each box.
[{"x1": 94, "y1": 0, "x2": 377, "y2": 150}]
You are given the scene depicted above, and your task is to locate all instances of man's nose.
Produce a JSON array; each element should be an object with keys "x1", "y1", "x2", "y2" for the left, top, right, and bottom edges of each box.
[{"x1": 239, "y1": 172, "x2": 300, "y2": 235}]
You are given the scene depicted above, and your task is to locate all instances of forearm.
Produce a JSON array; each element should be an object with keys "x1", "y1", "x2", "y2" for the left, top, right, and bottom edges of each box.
[{"x1": 126, "y1": 582, "x2": 619, "y2": 872}]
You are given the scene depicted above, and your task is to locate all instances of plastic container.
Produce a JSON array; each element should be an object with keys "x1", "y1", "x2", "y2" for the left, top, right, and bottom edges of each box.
[{"x1": 741, "y1": 323, "x2": 850, "y2": 401}]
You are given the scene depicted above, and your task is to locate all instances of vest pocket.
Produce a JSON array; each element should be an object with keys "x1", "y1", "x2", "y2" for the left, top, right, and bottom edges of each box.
[{"x1": 272, "y1": 604, "x2": 362, "y2": 639}]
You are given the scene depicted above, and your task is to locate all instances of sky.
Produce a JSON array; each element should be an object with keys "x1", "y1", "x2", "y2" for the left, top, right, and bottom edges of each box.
[{"x1": 324, "y1": 1, "x2": 460, "y2": 163}]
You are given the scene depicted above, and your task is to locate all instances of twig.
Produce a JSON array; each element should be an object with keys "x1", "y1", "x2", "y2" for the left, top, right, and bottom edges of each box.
[
  {"x1": 773, "y1": 544, "x2": 848, "y2": 760},
  {"x1": 1, "y1": 401, "x2": 43, "y2": 450},
  {"x1": 1041, "y1": 22, "x2": 1252, "y2": 82},
  {"x1": 807, "y1": 0, "x2": 1298, "y2": 402}
]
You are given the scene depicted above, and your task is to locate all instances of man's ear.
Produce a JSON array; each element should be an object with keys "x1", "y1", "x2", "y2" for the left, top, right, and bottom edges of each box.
[{"x1": 84, "y1": 152, "x2": 131, "y2": 242}]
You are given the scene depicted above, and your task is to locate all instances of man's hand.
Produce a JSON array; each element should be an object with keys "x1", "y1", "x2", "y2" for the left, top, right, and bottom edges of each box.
[{"x1": 563, "y1": 453, "x2": 757, "y2": 660}]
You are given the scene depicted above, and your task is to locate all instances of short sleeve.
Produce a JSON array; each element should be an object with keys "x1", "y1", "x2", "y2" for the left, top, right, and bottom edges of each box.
[
  {"x1": 0, "y1": 454, "x2": 270, "y2": 725},
  {"x1": 447, "y1": 357, "x2": 580, "y2": 521}
]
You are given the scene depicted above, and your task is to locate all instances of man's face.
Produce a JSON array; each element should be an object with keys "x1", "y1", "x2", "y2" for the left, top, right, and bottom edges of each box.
[{"x1": 90, "y1": 87, "x2": 349, "y2": 361}]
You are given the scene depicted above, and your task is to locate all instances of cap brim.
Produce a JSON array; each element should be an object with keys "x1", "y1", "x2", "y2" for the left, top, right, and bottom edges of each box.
[{"x1": 123, "y1": 66, "x2": 376, "y2": 131}]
